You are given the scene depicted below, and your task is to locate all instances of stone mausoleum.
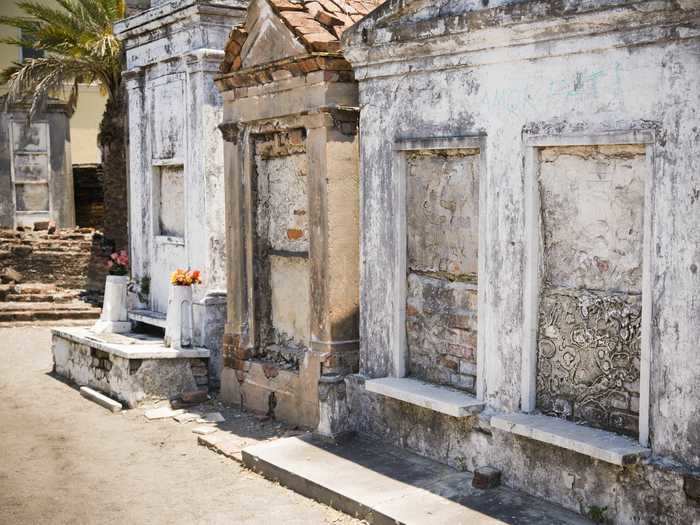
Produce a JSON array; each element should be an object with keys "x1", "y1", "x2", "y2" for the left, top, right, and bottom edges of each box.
[
  {"x1": 0, "y1": 99, "x2": 75, "y2": 230},
  {"x1": 332, "y1": 0, "x2": 699, "y2": 522},
  {"x1": 216, "y1": 0, "x2": 380, "y2": 429},
  {"x1": 115, "y1": 0, "x2": 249, "y2": 384},
  {"x1": 50, "y1": 0, "x2": 249, "y2": 408}
]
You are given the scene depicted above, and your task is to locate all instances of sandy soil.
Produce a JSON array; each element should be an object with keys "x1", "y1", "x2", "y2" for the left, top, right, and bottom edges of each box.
[{"x1": 0, "y1": 325, "x2": 361, "y2": 525}]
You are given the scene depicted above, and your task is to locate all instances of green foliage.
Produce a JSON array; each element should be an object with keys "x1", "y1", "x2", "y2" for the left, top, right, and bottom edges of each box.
[
  {"x1": 138, "y1": 275, "x2": 150, "y2": 303},
  {"x1": 587, "y1": 505, "x2": 609, "y2": 524},
  {"x1": 0, "y1": 0, "x2": 126, "y2": 116}
]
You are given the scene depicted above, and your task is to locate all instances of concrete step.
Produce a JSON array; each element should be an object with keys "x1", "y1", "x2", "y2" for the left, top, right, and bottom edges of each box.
[
  {"x1": 5, "y1": 294, "x2": 56, "y2": 303},
  {"x1": 242, "y1": 434, "x2": 592, "y2": 525},
  {"x1": 0, "y1": 300, "x2": 100, "y2": 322},
  {"x1": 13, "y1": 284, "x2": 58, "y2": 294},
  {"x1": 0, "y1": 300, "x2": 96, "y2": 311},
  {"x1": 4, "y1": 293, "x2": 78, "y2": 303},
  {"x1": 0, "y1": 309, "x2": 100, "y2": 322}
]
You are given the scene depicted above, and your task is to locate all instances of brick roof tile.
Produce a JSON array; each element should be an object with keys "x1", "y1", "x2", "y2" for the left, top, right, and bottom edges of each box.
[{"x1": 220, "y1": 0, "x2": 383, "y2": 73}]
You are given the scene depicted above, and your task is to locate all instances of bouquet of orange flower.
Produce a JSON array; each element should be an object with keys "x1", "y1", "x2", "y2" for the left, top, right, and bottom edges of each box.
[{"x1": 170, "y1": 268, "x2": 202, "y2": 286}]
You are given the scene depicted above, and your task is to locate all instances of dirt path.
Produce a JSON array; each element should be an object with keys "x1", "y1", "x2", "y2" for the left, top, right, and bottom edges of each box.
[{"x1": 0, "y1": 325, "x2": 360, "y2": 525}]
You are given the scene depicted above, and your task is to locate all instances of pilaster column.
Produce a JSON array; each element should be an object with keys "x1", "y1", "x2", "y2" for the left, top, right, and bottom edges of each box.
[{"x1": 219, "y1": 122, "x2": 251, "y2": 370}]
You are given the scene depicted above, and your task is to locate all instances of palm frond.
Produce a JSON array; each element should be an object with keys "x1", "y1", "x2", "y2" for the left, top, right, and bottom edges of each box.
[{"x1": 0, "y1": 0, "x2": 124, "y2": 115}]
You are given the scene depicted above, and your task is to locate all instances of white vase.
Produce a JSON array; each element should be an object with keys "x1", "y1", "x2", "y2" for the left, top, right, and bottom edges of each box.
[
  {"x1": 92, "y1": 275, "x2": 131, "y2": 334},
  {"x1": 165, "y1": 285, "x2": 193, "y2": 349}
]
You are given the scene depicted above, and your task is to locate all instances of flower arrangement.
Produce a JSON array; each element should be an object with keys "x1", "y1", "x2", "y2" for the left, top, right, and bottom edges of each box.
[
  {"x1": 170, "y1": 268, "x2": 202, "y2": 286},
  {"x1": 107, "y1": 250, "x2": 129, "y2": 276}
]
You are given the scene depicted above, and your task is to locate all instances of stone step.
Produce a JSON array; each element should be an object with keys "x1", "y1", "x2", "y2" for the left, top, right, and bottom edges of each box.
[
  {"x1": 14, "y1": 284, "x2": 58, "y2": 294},
  {"x1": 4, "y1": 293, "x2": 78, "y2": 303},
  {"x1": 0, "y1": 301, "x2": 97, "y2": 312},
  {"x1": 0, "y1": 308, "x2": 100, "y2": 322},
  {"x1": 242, "y1": 434, "x2": 593, "y2": 525},
  {"x1": 22, "y1": 241, "x2": 93, "y2": 250}
]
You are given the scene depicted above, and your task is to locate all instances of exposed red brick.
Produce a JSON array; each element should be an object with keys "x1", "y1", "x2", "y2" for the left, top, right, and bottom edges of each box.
[
  {"x1": 287, "y1": 228, "x2": 304, "y2": 240},
  {"x1": 219, "y1": 0, "x2": 382, "y2": 74},
  {"x1": 315, "y1": 10, "x2": 344, "y2": 27},
  {"x1": 181, "y1": 389, "x2": 208, "y2": 404},
  {"x1": 262, "y1": 363, "x2": 280, "y2": 379},
  {"x1": 269, "y1": 0, "x2": 305, "y2": 10}
]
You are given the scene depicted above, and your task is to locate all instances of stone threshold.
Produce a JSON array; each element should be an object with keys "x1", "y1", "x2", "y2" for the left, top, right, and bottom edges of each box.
[
  {"x1": 365, "y1": 376, "x2": 484, "y2": 417},
  {"x1": 128, "y1": 309, "x2": 167, "y2": 329},
  {"x1": 242, "y1": 433, "x2": 592, "y2": 524},
  {"x1": 53, "y1": 326, "x2": 209, "y2": 359},
  {"x1": 491, "y1": 413, "x2": 651, "y2": 466}
]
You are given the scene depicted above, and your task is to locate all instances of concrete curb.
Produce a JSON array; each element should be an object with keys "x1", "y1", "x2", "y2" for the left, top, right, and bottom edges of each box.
[{"x1": 79, "y1": 386, "x2": 122, "y2": 413}]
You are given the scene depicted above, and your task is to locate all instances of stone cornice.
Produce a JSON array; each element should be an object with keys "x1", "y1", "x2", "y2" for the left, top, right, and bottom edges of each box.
[
  {"x1": 215, "y1": 53, "x2": 354, "y2": 91},
  {"x1": 342, "y1": 0, "x2": 700, "y2": 80},
  {"x1": 114, "y1": 0, "x2": 246, "y2": 40}
]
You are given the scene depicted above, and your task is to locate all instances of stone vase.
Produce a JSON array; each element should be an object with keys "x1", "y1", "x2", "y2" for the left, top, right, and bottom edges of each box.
[
  {"x1": 165, "y1": 284, "x2": 193, "y2": 350},
  {"x1": 92, "y1": 275, "x2": 131, "y2": 334}
]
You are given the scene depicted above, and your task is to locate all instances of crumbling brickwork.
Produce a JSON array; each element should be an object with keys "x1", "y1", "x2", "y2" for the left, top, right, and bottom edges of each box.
[
  {"x1": 0, "y1": 228, "x2": 105, "y2": 290},
  {"x1": 406, "y1": 150, "x2": 480, "y2": 393}
]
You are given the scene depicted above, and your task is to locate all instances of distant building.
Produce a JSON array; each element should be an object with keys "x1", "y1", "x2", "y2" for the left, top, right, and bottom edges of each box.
[{"x1": 0, "y1": 0, "x2": 109, "y2": 230}]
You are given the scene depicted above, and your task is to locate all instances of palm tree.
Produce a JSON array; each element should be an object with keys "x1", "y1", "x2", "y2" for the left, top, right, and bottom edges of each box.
[{"x1": 0, "y1": 0, "x2": 128, "y2": 250}]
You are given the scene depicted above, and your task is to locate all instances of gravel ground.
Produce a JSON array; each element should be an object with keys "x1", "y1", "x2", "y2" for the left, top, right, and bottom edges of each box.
[{"x1": 0, "y1": 324, "x2": 361, "y2": 525}]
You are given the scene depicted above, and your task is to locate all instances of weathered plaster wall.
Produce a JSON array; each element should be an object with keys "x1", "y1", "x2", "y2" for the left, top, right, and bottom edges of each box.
[
  {"x1": 157, "y1": 165, "x2": 186, "y2": 237},
  {"x1": 539, "y1": 146, "x2": 646, "y2": 292},
  {"x1": 343, "y1": 0, "x2": 700, "y2": 522},
  {"x1": 270, "y1": 255, "x2": 310, "y2": 346},
  {"x1": 253, "y1": 137, "x2": 311, "y2": 353}
]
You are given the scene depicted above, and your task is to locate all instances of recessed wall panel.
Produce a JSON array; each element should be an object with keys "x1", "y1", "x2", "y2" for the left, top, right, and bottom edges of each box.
[
  {"x1": 536, "y1": 144, "x2": 646, "y2": 437},
  {"x1": 405, "y1": 149, "x2": 479, "y2": 393}
]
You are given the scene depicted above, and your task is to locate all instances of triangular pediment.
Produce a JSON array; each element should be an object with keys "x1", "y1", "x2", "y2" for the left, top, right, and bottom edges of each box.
[
  {"x1": 219, "y1": 0, "x2": 384, "y2": 75},
  {"x1": 240, "y1": 0, "x2": 307, "y2": 69}
]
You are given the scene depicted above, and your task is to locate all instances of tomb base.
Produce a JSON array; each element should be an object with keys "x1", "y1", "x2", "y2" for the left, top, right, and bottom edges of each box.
[
  {"x1": 52, "y1": 327, "x2": 209, "y2": 408},
  {"x1": 220, "y1": 350, "x2": 322, "y2": 429}
]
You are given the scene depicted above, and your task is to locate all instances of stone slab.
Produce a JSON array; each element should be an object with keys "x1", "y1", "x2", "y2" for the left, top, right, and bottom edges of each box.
[
  {"x1": 145, "y1": 407, "x2": 185, "y2": 420},
  {"x1": 174, "y1": 412, "x2": 200, "y2": 423},
  {"x1": 242, "y1": 433, "x2": 591, "y2": 524},
  {"x1": 192, "y1": 426, "x2": 218, "y2": 435},
  {"x1": 128, "y1": 309, "x2": 167, "y2": 329},
  {"x1": 491, "y1": 413, "x2": 651, "y2": 466},
  {"x1": 53, "y1": 327, "x2": 209, "y2": 359},
  {"x1": 79, "y1": 386, "x2": 123, "y2": 413},
  {"x1": 198, "y1": 433, "x2": 262, "y2": 463},
  {"x1": 365, "y1": 377, "x2": 484, "y2": 417},
  {"x1": 198, "y1": 412, "x2": 225, "y2": 423},
  {"x1": 91, "y1": 320, "x2": 132, "y2": 335}
]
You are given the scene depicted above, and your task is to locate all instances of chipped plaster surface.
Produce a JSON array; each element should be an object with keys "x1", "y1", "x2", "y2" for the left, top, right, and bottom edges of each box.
[
  {"x1": 270, "y1": 255, "x2": 311, "y2": 346},
  {"x1": 539, "y1": 145, "x2": 646, "y2": 293},
  {"x1": 407, "y1": 150, "x2": 480, "y2": 277},
  {"x1": 256, "y1": 152, "x2": 309, "y2": 253}
]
